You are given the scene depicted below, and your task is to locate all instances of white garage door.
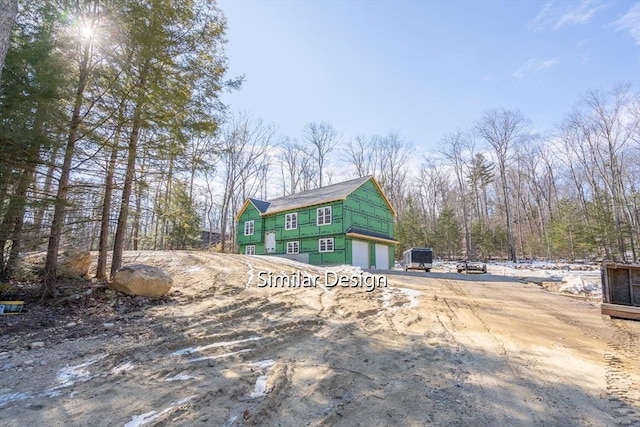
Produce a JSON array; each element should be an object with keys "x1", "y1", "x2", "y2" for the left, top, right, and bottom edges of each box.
[
  {"x1": 352, "y1": 240, "x2": 369, "y2": 269},
  {"x1": 375, "y1": 244, "x2": 389, "y2": 270}
]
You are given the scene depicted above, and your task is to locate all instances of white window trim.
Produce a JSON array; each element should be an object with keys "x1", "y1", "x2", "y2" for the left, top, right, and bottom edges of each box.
[
  {"x1": 285, "y1": 212, "x2": 298, "y2": 230},
  {"x1": 317, "y1": 206, "x2": 332, "y2": 226},
  {"x1": 319, "y1": 238, "x2": 334, "y2": 253},
  {"x1": 244, "y1": 220, "x2": 254, "y2": 236},
  {"x1": 245, "y1": 245, "x2": 255, "y2": 255},
  {"x1": 286, "y1": 241, "x2": 300, "y2": 254}
]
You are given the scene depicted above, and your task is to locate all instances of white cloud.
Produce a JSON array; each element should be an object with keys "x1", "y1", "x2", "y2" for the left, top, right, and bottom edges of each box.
[
  {"x1": 530, "y1": 0, "x2": 608, "y2": 31},
  {"x1": 612, "y1": 2, "x2": 640, "y2": 45},
  {"x1": 513, "y1": 58, "x2": 559, "y2": 79}
]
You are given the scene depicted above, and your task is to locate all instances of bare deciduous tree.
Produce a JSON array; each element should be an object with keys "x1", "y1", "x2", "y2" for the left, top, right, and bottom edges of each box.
[
  {"x1": 278, "y1": 138, "x2": 315, "y2": 196},
  {"x1": 442, "y1": 130, "x2": 472, "y2": 259},
  {"x1": 476, "y1": 109, "x2": 530, "y2": 263},
  {"x1": 377, "y1": 131, "x2": 411, "y2": 213},
  {"x1": 218, "y1": 114, "x2": 273, "y2": 252},
  {"x1": 344, "y1": 135, "x2": 379, "y2": 178},
  {"x1": 303, "y1": 122, "x2": 338, "y2": 188}
]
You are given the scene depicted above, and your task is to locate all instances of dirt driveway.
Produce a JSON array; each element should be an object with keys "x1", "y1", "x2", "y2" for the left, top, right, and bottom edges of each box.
[{"x1": 1, "y1": 251, "x2": 639, "y2": 426}]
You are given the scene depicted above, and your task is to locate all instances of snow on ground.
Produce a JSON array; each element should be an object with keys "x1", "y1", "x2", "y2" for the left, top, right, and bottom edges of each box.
[
  {"x1": 124, "y1": 396, "x2": 197, "y2": 427},
  {"x1": 438, "y1": 260, "x2": 602, "y2": 297},
  {"x1": 247, "y1": 359, "x2": 276, "y2": 398},
  {"x1": 398, "y1": 288, "x2": 421, "y2": 308},
  {"x1": 558, "y1": 275, "x2": 601, "y2": 296}
]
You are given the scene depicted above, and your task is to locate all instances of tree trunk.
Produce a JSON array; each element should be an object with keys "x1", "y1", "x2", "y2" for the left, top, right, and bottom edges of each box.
[
  {"x1": 501, "y1": 170, "x2": 517, "y2": 263},
  {"x1": 0, "y1": 0, "x2": 18, "y2": 88},
  {"x1": 110, "y1": 61, "x2": 149, "y2": 276},
  {"x1": 96, "y1": 120, "x2": 122, "y2": 279},
  {"x1": 3, "y1": 160, "x2": 38, "y2": 278},
  {"x1": 32, "y1": 144, "x2": 59, "y2": 245},
  {"x1": 132, "y1": 174, "x2": 143, "y2": 251},
  {"x1": 42, "y1": 31, "x2": 92, "y2": 297}
]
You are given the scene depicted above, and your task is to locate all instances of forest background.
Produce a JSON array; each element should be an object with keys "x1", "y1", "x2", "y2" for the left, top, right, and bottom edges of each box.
[{"x1": 0, "y1": 1, "x2": 639, "y2": 297}]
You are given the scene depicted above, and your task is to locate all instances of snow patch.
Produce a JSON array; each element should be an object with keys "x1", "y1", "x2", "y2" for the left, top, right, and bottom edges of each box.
[
  {"x1": 0, "y1": 392, "x2": 33, "y2": 407},
  {"x1": 248, "y1": 359, "x2": 276, "y2": 370},
  {"x1": 380, "y1": 285, "x2": 392, "y2": 309},
  {"x1": 559, "y1": 275, "x2": 601, "y2": 296},
  {"x1": 165, "y1": 372, "x2": 199, "y2": 382},
  {"x1": 111, "y1": 362, "x2": 135, "y2": 375},
  {"x1": 248, "y1": 359, "x2": 276, "y2": 398},
  {"x1": 124, "y1": 395, "x2": 196, "y2": 427},
  {"x1": 56, "y1": 354, "x2": 108, "y2": 388},
  {"x1": 245, "y1": 260, "x2": 255, "y2": 288},
  {"x1": 188, "y1": 349, "x2": 252, "y2": 363},
  {"x1": 172, "y1": 336, "x2": 262, "y2": 356},
  {"x1": 399, "y1": 288, "x2": 421, "y2": 308}
]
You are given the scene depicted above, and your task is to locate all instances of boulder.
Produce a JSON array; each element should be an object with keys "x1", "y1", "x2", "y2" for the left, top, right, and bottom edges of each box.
[
  {"x1": 109, "y1": 264, "x2": 172, "y2": 297},
  {"x1": 57, "y1": 250, "x2": 92, "y2": 278}
]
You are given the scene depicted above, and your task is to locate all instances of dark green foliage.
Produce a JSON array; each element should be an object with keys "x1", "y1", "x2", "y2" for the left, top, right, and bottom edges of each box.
[
  {"x1": 395, "y1": 196, "x2": 426, "y2": 255},
  {"x1": 429, "y1": 206, "x2": 461, "y2": 260},
  {"x1": 163, "y1": 180, "x2": 201, "y2": 250},
  {"x1": 0, "y1": 2, "x2": 69, "y2": 278}
]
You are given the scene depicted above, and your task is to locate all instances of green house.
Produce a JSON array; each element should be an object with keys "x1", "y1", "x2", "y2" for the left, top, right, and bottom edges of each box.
[{"x1": 236, "y1": 176, "x2": 397, "y2": 269}]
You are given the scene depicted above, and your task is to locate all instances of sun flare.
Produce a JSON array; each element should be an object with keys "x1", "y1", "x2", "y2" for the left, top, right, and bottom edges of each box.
[{"x1": 78, "y1": 23, "x2": 94, "y2": 40}]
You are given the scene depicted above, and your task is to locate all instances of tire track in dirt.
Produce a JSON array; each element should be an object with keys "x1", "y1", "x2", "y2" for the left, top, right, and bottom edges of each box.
[
  {"x1": 603, "y1": 319, "x2": 640, "y2": 426},
  {"x1": 540, "y1": 304, "x2": 640, "y2": 425},
  {"x1": 436, "y1": 279, "x2": 552, "y2": 425}
]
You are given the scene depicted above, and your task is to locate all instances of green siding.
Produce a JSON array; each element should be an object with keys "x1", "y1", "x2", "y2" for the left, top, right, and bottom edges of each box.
[
  {"x1": 343, "y1": 180, "x2": 394, "y2": 237},
  {"x1": 237, "y1": 178, "x2": 395, "y2": 267},
  {"x1": 237, "y1": 203, "x2": 265, "y2": 255},
  {"x1": 369, "y1": 242, "x2": 376, "y2": 267}
]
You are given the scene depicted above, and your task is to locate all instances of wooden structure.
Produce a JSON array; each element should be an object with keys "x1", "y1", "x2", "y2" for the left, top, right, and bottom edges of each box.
[
  {"x1": 236, "y1": 176, "x2": 397, "y2": 268},
  {"x1": 601, "y1": 262, "x2": 640, "y2": 320}
]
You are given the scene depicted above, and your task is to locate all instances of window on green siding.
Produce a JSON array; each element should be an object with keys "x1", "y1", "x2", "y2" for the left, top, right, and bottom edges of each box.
[
  {"x1": 286, "y1": 241, "x2": 300, "y2": 254},
  {"x1": 244, "y1": 220, "x2": 254, "y2": 236},
  {"x1": 319, "y1": 238, "x2": 334, "y2": 252},
  {"x1": 285, "y1": 212, "x2": 298, "y2": 230},
  {"x1": 317, "y1": 206, "x2": 332, "y2": 226},
  {"x1": 245, "y1": 245, "x2": 255, "y2": 255}
]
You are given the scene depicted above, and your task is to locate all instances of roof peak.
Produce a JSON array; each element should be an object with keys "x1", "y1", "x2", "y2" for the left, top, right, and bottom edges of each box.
[
  {"x1": 236, "y1": 175, "x2": 395, "y2": 220},
  {"x1": 269, "y1": 175, "x2": 373, "y2": 202}
]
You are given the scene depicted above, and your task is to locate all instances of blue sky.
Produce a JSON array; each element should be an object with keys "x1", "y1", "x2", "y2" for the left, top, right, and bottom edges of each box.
[{"x1": 218, "y1": 0, "x2": 640, "y2": 151}]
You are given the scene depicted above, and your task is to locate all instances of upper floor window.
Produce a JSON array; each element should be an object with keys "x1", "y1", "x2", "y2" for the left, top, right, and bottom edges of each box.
[
  {"x1": 285, "y1": 212, "x2": 298, "y2": 230},
  {"x1": 319, "y1": 238, "x2": 334, "y2": 252},
  {"x1": 244, "y1": 220, "x2": 254, "y2": 236},
  {"x1": 245, "y1": 245, "x2": 256, "y2": 255},
  {"x1": 317, "y1": 206, "x2": 332, "y2": 226},
  {"x1": 286, "y1": 241, "x2": 300, "y2": 254}
]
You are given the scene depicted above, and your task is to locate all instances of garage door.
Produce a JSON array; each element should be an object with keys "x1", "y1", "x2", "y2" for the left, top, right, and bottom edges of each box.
[
  {"x1": 375, "y1": 244, "x2": 389, "y2": 270},
  {"x1": 352, "y1": 240, "x2": 369, "y2": 269}
]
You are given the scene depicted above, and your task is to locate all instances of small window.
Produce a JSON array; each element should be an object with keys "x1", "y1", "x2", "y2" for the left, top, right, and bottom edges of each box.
[
  {"x1": 287, "y1": 241, "x2": 300, "y2": 254},
  {"x1": 245, "y1": 245, "x2": 255, "y2": 255},
  {"x1": 317, "y1": 206, "x2": 332, "y2": 226},
  {"x1": 285, "y1": 212, "x2": 298, "y2": 230},
  {"x1": 244, "y1": 220, "x2": 254, "y2": 236},
  {"x1": 319, "y1": 238, "x2": 334, "y2": 252}
]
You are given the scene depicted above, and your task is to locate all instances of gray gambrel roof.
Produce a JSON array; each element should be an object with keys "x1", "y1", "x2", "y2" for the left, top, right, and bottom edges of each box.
[{"x1": 238, "y1": 175, "x2": 396, "y2": 219}]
